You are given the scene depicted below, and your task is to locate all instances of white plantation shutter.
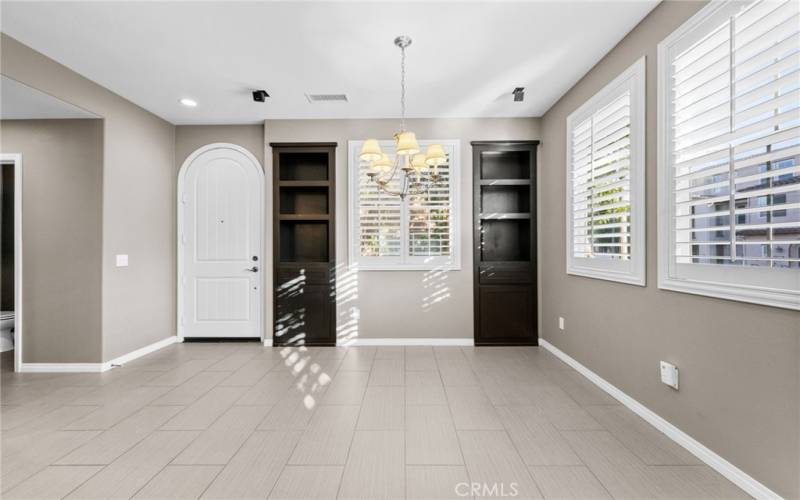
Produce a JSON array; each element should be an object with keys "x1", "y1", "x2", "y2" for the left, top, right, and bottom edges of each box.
[
  {"x1": 358, "y1": 158, "x2": 401, "y2": 258},
  {"x1": 349, "y1": 140, "x2": 460, "y2": 270},
  {"x1": 571, "y1": 93, "x2": 633, "y2": 260},
  {"x1": 408, "y1": 159, "x2": 452, "y2": 259},
  {"x1": 658, "y1": 0, "x2": 800, "y2": 310},
  {"x1": 567, "y1": 58, "x2": 646, "y2": 285}
]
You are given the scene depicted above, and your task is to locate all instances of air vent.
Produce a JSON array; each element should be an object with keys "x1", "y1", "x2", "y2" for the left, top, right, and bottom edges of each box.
[{"x1": 306, "y1": 93, "x2": 348, "y2": 103}]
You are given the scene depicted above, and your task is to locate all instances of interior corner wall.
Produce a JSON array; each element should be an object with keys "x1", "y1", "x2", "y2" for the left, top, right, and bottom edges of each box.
[
  {"x1": 264, "y1": 118, "x2": 540, "y2": 342},
  {"x1": 538, "y1": 1, "x2": 800, "y2": 497},
  {"x1": 1, "y1": 33, "x2": 177, "y2": 363},
  {"x1": 0, "y1": 119, "x2": 104, "y2": 363}
]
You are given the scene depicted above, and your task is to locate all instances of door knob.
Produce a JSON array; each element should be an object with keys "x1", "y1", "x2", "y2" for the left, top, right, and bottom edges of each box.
[{"x1": 246, "y1": 266, "x2": 259, "y2": 272}]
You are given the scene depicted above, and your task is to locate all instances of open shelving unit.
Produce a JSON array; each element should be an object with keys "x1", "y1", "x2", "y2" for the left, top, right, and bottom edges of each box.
[
  {"x1": 472, "y1": 141, "x2": 539, "y2": 345},
  {"x1": 271, "y1": 142, "x2": 337, "y2": 346}
]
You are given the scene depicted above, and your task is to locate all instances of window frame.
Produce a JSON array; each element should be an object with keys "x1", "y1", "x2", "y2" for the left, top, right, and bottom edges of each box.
[
  {"x1": 657, "y1": 0, "x2": 800, "y2": 310},
  {"x1": 348, "y1": 139, "x2": 461, "y2": 271},
  {"x1": 566, "y1": 56, "x2": 647, "y2": 286}
]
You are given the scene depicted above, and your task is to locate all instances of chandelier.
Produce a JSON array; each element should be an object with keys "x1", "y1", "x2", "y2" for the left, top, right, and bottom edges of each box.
[{"x1": 358, "y1": 35, "x2": 445, "y2": 199}]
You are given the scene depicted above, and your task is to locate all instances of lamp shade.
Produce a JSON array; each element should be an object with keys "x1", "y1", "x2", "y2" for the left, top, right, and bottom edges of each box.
[
  {"x1": 411, "y1": 153, "x2": 427, "y2": 170},
  {"x1": 395, "y1": 131, "x2": 420, "y2": 156},
  {"x1": 425, "y1": 144, "x2": 447, "y2": 166},
  {"x1": 359, "y1": 139, "x2": 383, "y2": 162},
  {"x1": 371, "y1": 153, "x2": 392, "y2": 171}
]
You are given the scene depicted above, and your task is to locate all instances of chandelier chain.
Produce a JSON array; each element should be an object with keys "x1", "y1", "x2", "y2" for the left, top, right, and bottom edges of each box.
[
  {"x1": 362, "y1": 35, "x2": 442, "y2": 199},
  {"x1": 400, "y1": 44, "x2": 406, "y2": 132}
]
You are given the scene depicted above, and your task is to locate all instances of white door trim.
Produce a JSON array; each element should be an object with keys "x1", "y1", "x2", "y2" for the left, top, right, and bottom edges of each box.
[
  {"x1": 0, "y1": 154, "x2": 23, "y2": 372},
  {"x1": 177, "y1": 143, "x2": 265, "y2": 341}
]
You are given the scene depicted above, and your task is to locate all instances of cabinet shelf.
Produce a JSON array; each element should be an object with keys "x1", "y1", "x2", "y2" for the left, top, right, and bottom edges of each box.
[
  {"x1": 479, "y1": 150, "x2": 531, "y2": 180},
  {"x1": 278, "y1": 214, "x2": 330, "y2": 221},
  {"x1": 278, "y1": 180, "x2": 330, "y2": 187},
  {"x1": 479, "y1": 213, "x2": 530, "y2": 220},
  {"x1": 280, "y1": 185, "x2": 329, "y2": 216},
  {"x1": 480, "y1": 219, "x2": 531, "y2": 262},
  {"x1": 479, "y1": 179, "x2": 530, "y2": 186},
  {"x1": 277, "y1": 152, "x2": 329, "y2": 181}
]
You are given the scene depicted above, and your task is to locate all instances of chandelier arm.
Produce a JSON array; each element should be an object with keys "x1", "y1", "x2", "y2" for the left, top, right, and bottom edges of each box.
[
  {"x1": 372, "y1": 155, "x2": 399, "y2": 185},
  {"x1": 407, "y1": 175, "x2": 442, "y2": 197},
  {"x1": 375, "y1": 183, "x2": 405, "y2": 197},
  {"x1": 371, "y1": 167, "x2": 440, "y2": 198}
]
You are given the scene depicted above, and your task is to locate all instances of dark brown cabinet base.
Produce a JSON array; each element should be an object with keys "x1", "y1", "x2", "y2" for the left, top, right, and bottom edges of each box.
[
  {"x1": 472, "y1": 141, "x2": 539, "y2": 346},
  {"x1": 478, "y1": 285, "x2": 535, "y2": 344}
]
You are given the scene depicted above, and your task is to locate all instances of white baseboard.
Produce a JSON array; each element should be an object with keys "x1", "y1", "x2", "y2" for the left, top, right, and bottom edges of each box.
[
  {"x1": 539, "y1": 339, "x2": 781, "y2": 500},
  {"x1": 104, "y1": 336, "x2": 181, "y2": 369},
  {"x1": 262, "y1": 338, "x2": 273, "y2": 347},
  {"x1": 338, "y1": 337, "x2": 474, "y2": 347},
  {"x1": 19, "y1": 336, "x2": 180, "y2": 373},
  {"x1": 18, "y1": 362, "x2": 106, "y2": 373}
]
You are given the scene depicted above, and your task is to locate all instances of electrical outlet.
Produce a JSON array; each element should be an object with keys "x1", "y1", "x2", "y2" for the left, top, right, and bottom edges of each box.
[
  {"x1": 660, "y1": 361, "x2": 679, "y2": 390},
  {"x1": 558, "y1": 317, "x2": 565, "y2": 331},
  {"x1": 115, "y1": 254, "x2": 129, "y2": 267}
]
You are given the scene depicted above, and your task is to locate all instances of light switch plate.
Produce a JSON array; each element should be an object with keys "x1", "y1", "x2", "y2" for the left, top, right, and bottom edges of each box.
[
  {"x1": 558, "y1": 317, "x2": 565, "y2": 330},
  {"x1": 115, "y1": 254, "x2": 129, "y2": 267},
  {"x1": 660, "y1": 361, "x2": 679, "y2": 390}
]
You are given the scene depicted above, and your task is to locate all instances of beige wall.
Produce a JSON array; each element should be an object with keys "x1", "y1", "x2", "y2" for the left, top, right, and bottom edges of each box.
[
  {"x1": 1, "y1": 34, "x2": 176, "y2": 362},
  {"x1": 1, "y1": 119, "x2": 103, "y2": 363},
  {"x1": 539, "y1": 1, "x2": 800, "y2": 497},
  {"x1": 266, "y1": 118, "x2": 540, "y2": 341},
  {"x1": 175, "y1": 125, "x2": 265, "y2": 169}
]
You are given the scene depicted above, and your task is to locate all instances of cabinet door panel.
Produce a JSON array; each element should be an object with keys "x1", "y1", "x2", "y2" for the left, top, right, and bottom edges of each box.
[
  {"x1": 275, "y1": 284, "x2": 332, "y2": 346},
  {"x1": 477, "y1": 285, "x2": 534, "y2": 344}
]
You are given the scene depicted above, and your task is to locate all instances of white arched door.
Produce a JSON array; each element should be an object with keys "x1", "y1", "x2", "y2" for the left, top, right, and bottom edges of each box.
[{"x1": 178, "y1": 144, "x2": 263, "y2": 338}]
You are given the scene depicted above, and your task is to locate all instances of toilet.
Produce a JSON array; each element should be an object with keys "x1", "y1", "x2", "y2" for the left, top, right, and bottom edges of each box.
[{"x1": 0, "y1": 311, "x2": 14, "y2": 352}]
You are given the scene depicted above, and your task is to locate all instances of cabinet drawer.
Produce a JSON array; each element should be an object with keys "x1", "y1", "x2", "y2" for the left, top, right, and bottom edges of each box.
[
  {"x1": 478, "y1": 263, "x2": 533, "y2": 284},
  {"x1": 277, "y1": 265, "x2": 331, "y2": 286}
]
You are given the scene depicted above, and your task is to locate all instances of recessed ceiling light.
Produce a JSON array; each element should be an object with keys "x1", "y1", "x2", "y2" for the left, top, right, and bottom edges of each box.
[{"x1": 179, "y1": 98, "x2": 198, "y2": 107}]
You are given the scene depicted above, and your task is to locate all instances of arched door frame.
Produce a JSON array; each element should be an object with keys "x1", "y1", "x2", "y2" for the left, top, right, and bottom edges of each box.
[{"x1": 177, "y1": 143, "x2": 265, "y2": 342}]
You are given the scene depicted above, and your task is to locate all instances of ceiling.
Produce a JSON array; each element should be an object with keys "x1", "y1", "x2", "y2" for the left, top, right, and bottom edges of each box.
[
  {"x1": 1, "y1": 1, "x2": 658, "y2": 125},
  {"x1": 1, "y1": 75, "x2": 99, "y2": 119}
]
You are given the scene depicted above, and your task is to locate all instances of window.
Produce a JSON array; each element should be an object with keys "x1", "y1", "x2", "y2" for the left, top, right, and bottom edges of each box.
[
  {"x1": 348, "y1": 140, "x2": 460, "y2": 270},
  {"x1": 566, "y1": 57, "x2": 646, "y2": 285},
  {"x1": 658, "y1": 0, "x2": 800, "y2": 310}
]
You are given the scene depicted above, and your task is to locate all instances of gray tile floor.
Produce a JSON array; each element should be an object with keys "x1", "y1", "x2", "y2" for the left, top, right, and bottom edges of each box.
[{"x1": 1, "y1": 343, "x2": 749, "y2": 499}]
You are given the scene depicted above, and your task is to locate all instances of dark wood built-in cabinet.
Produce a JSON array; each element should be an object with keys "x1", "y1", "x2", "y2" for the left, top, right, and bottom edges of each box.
[
  {"x1": 271, "y1": 143, "x2": 337, "y2": 346},
  {"x1": 472, "y1": 141, "x2": 539, "y2": 345}
]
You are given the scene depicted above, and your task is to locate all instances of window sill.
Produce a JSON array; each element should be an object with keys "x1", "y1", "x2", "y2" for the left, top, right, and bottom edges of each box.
[
  {"x1": 567, "y1": 267, "x2": 646, "y2": 287},
  {"x1": 355, "y1": 264, "x2": 462, "y2": 272},
  {"x1": 658, "y1": 275, "x2": 800, "y2": 311}
]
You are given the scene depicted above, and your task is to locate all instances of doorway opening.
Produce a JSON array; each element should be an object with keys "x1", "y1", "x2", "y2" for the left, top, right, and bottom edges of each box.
[{"x1": 0, "y1": 154, "x2": 22, "y2": 372}]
